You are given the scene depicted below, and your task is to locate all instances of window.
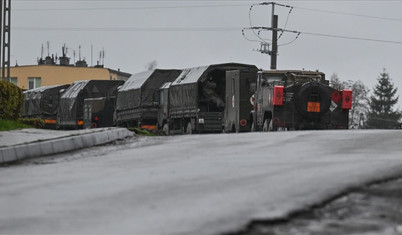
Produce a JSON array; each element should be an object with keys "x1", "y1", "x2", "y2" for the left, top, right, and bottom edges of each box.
[
  {"x1": 10, "y1": 77, "x2": 17, "y2": 85},
  {"x1": 28, "y1": 77, "x2": 41, "y2": 90},
  {"x1": 2, "y1": 77, "x2": 17, "y2": 86}
]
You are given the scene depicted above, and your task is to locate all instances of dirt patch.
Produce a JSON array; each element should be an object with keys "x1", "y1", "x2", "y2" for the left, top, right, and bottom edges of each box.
[{"x1": 229, "y1": 178, "x2": 402, "y2": 235}]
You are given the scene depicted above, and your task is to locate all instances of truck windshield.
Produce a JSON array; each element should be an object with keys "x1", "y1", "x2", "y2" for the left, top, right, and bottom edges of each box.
[
  {"x1": 260, "y1": 75, "x2": 283, "y2": 86},
  {"x1": 287, "y1": 74, "x2": 323, "y2": 84},
  {"x1": 260, "y1": 72, "x2": 324, "y2": 87}
]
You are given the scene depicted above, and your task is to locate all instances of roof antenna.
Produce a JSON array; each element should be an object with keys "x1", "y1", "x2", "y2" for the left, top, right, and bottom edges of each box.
[
  {"x1": 79, "y1": 45, "x2": 82, "y2": 61},
  {"x1": 91, "y1": 44, "x2": 93, "y2": 67},
  {"x1": 97, "y1": 49, "x2": 105, "y2": 68},
  {"x1": 38, "y1": 44, "x2": 45, "y2": 65},
  {"x1": 102, "y1": 48, "x2": 105, "y2": 66},
  {"x1": 41, "y1": 44, "x2": 44, "y2": 59},
  {"x1": 47, "y1": 41, "x2": 50, "y2": 57},
  {"x1": 62, "y1": 43, "x2": 67, "y2": 57}
]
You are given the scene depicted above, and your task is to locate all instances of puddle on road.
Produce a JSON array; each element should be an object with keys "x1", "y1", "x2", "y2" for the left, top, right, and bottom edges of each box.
[{"x1": 229, "y1": 178, "x2": 402, "y2": 235}]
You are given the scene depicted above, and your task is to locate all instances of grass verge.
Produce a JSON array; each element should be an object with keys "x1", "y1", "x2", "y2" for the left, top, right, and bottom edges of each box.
[
  {"x1": 128, "y1": 127, "x2": 160, "y2": 136},
  {"x1": 0, "y1": 119, "x2": 31, "y2": 131}
]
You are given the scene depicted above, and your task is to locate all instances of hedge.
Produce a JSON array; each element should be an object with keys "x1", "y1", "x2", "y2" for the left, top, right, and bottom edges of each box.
[{"x1": 0, "y1": 80, "x2": 24, "y2": 120}]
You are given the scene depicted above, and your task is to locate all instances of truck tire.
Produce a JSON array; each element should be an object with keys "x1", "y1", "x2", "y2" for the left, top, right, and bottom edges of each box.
[
  {"x1": 295, "y1": 82, "x2": 331, "y2": 117},
  {"x1": 186, "y1": 122, "x2": 192, "y2": 135},
  {"x1": 163, "y1": 123, "x2": 170, "y2": 135},
  {"x1": 263, "y1": 119, "x2": 273, "y2": 132}
]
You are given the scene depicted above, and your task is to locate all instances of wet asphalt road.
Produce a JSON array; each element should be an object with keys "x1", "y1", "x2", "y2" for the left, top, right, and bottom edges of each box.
[
  {"x1": 3, "y1": 130, "x2": 402, "y2": 235},
  {"x1": 230, "y1": 177, "x2": 402, "y2": 235}
]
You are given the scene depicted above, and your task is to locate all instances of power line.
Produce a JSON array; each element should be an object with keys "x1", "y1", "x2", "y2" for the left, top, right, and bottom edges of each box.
[
  {"x1": 249, "y1": 4, "x2": 270, "y2": 44},
  {"x1": 12, "y1": 27, "x2": 243, "y2": 32},
  {"x1": 243, "y1": 27, "x2": 402, "y2": 45},
  {"x1": 9, "y1": 0, "x2": 263, "y2": 1},
  {"x1": 12, "y1": 2, "x2": 402, "y2": 25},
  {"x1": 293, "y1": 5, "x2": 402, "y2": 22},
  {"x1": 13, "y1": 4, "x2": 250, "y2": 11},
  {"x1": 13, "y1": 25, "x2": 402, "y2": 45},
  {"x1": 300, "y1": 31, "x2": 402, "y2": 45}
]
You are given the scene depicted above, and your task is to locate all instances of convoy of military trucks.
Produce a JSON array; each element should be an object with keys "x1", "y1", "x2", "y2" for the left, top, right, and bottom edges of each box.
[{"x1": 22, "y1": 62, "x2": 352, "y2": 133}]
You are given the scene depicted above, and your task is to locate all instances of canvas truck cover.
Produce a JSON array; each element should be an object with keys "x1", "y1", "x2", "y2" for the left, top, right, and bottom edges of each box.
[
  {"x1": 22, "y1": 84, "x2": 70, "y2": 117},
  {"x1": 59, "y1": 80, "x2": 124, "y2": 124},
  {"x1": 169, "y1": 63, "x2": 258, "y2": 110},
  {"x1": 116, "y1": 69, "x2": 181, "y2": 111}
]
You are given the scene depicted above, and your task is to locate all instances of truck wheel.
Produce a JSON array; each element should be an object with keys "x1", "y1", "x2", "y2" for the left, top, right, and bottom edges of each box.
[
  {"x1": 251, "y1": 122, "x2": 255, "y2": 132},
  {"x1": 163, "y1": 123, "x2": 170, "y2": 135},
  {"x1": 186, "y1": 122, "x2": 192, "y2": 135},
  {"x1": 263, "y1": 119, "x2": 273, "y2": 132}
]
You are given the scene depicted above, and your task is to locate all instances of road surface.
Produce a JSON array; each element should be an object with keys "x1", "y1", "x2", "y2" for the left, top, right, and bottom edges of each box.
[{"x1": 1, "y1": 130, "x2": 402, "y2": 234}]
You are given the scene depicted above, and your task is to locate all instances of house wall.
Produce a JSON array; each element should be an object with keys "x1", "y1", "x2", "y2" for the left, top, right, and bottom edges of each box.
[{"x1": 6, "y1": 65, "x2": 115, "y2": 90}]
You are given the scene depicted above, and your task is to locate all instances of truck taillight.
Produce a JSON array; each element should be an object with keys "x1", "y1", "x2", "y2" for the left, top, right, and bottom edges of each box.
[
  {"x1": 273, "y1": 85, "x2": 284, "y2": 106},
  {"x1": 342, "y1": 89, "x2": 352, "y2": 109}
]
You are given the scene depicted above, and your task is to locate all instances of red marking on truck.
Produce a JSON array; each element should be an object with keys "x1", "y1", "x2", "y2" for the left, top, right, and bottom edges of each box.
[
  {"x1": 307, "y1": 102, "x2": 320, "y2": 113},
  {"x1": 331, "y1": 91, "x2": 342, "y2": 103},
  {"x1": 240, "y1": 119, "x2": 247, "y2": 127},
  {"x1": 342, "y1": 89, "x2": 353, "y2": 109},
  {"x1": 273, "y1": 86, "x2": 284, "y2": 106},
  {"x1": 141, "y1": 125, "x2": 157, "y2": 130},
  {"x1": 44, "y1": 119, "x2": 57, "y2": 124}
]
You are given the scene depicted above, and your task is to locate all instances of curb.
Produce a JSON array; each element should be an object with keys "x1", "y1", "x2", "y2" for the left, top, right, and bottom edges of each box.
[{"x1": 0, "y1": 128, "x2": 134, "y2": 164}]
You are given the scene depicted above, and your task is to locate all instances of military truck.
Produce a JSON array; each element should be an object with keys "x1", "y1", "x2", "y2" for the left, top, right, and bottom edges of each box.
[
  {"x1": 223, "y1": 69, "x2": 258, "y2": 132},
  {"x1": 83, "y1": 97, "x2": 117, "y2": 129},
  {"x1": 160, "y1": 63, "x2": 258, "y2": 134},
  {"x1": 22, "y1": 84, "x2": 70, "y2": 128},
  {"x1": 58, "y1": 80, "x2": 124, "y2": 129},
  {"x1": 115, "y1": 69, "x2": 181, "y2": 130},
  {"x1": 251, "y1": 70, "x2": 352, "y2": 131}
]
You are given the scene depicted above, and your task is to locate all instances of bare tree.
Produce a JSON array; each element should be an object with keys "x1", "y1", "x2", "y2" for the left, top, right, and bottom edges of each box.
[
  {"x1": 349, "y1": 80, "x2": 370, "y2": 129},
  {"x1": 329, "y1": 73, "x2": 370, "y2": 129},
  {"x1": 329, "y1": 73, "x2": 342, "y2": 90},
  {"x1": 145, "y1": 60, "x2": 158, "y2": 70}
]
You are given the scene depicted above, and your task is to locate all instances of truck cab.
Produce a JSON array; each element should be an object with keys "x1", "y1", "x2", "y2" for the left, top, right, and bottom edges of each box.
[{"x1": 252, "y1": 70, "x2": 351, "y2": 131}]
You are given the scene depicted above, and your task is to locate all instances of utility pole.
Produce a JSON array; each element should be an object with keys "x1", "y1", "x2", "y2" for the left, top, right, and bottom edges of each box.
[
  {"x1": 270, "y1": 3, "x2": 278, "y2": 70},
  {"x1": 1, "y1": 0, "x2": 10, "y2": 79},
  {"x1": 0, "y1": 1, "x2": 2, "y2": 77},
  {"x1": 270, "y1": 15, "x2": 278, "y2": 69},
  {"x1": 245, "y1": 2, "x2": 296, "y2": 69}
]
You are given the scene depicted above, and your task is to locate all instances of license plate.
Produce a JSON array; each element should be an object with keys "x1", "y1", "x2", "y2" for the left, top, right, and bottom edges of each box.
[{"x1": 307, "y1": 102, "x2": 320, "y2": 112}]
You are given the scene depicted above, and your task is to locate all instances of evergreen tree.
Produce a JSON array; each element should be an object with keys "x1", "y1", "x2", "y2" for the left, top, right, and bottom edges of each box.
[{"x1": 366, "y1": 69, "x2": 401, "y2": 129}]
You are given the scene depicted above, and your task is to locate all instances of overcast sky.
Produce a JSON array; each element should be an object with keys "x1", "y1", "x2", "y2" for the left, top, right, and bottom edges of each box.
[{"x1": 11, "y1": 0, "x2": 402, "y2": 107}]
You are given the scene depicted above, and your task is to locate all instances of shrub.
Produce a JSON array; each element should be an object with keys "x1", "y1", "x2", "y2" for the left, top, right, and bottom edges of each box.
[
  {"x1": 129, "y1": 127, "x2": 157, "y2": 136},
  {"x1": 0, "y1": 81, "x2": 24, "y2": 120},
  {"x1": 18, "y1": 118, "x2": 45, "y2": 129}
]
